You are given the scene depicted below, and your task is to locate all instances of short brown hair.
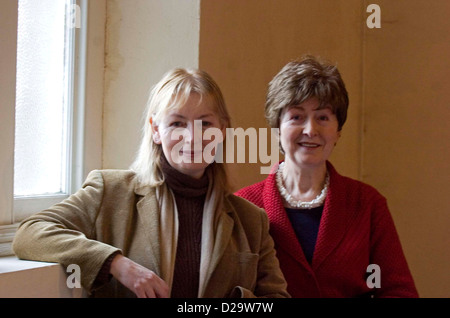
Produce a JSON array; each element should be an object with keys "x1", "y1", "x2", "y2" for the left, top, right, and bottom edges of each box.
[{"x1": 265, "y1": 55, "x2": 349, "y2": 131}]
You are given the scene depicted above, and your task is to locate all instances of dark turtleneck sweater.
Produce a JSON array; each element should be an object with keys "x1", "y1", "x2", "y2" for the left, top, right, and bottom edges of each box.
[
  {"x1": 94, "y1": 157, "x2": 209, "y2": 297},
  {"x1": 160, "y1": 155, "x2": 209, "y2": 298}
]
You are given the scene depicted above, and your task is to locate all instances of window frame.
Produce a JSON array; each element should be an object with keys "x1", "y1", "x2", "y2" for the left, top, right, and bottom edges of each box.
[
  {"x1": 0, "y1": 0, "x2": 95, "y2": 257},
  {"x1": 14, "y1": 0, "x2": 78, "y2": 221}
]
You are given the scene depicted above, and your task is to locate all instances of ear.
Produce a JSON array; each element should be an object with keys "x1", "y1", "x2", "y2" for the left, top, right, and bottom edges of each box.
[
  {"x1": 335, "y1": 130, "x2": 342, "y2": 146},
  {"x1": 150, "y1": 117, "x2": 161, "y2": 144}
]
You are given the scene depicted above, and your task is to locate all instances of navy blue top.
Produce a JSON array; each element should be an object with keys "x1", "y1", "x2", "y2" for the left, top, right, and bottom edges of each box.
[{"x1": 285, "y1": 206, "x2": 324, "y2": 264}]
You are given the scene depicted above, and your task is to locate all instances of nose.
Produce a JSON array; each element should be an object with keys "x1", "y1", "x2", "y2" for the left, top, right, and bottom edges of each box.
[
  {"x1": 302, "y1": 117, "x2": 318, "y2": 137},
  {"x1": 184, "y1": 121, "x2": 203, "y2": 150}
]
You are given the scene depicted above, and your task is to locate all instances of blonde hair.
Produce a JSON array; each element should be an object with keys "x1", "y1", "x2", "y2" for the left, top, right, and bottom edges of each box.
[
  {"x1": 130, "y1": 68, "x2": 232, "y2": 192},
  {"x1": 265, "y1": 55, "x2": 349, "y2": 131}
]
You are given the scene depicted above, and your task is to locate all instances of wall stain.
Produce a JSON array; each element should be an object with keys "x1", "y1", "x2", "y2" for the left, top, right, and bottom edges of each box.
[{"x1": 104, "y1": 0, "x2": 124, "y2": 98}]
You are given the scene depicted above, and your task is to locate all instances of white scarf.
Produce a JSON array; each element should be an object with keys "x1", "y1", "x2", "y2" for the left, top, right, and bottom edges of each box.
[{"x1": 156, "y1": 167, "x2": 224, "y2": 297}]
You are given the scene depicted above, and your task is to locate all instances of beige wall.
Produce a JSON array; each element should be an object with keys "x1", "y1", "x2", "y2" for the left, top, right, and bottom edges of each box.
[
  {"x1": 102, "y1": 0, "x2": 200, "y2": 169},
  {"x1": 0, "y1": 0, "x2": 17, "y2": 225},
  {"x1": 199, "y1": 0, "x2": 363, "y2": 189},
  {"x1": 199, "y1": 0, "x2": 450, "y2": 297},
  {"x1": 361, "y1": 0, "x2": 450, "y2": 298}
]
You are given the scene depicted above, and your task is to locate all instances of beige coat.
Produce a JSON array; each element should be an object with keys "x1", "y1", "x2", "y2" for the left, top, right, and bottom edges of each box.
[{"x1": 13, "y1": 170, "x2": 289, "y2": 298}]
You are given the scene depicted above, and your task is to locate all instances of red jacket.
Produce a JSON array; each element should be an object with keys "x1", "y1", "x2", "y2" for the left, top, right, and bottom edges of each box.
[{"x1": 235, "y1": 161, "x2": 418, "y2": 298}]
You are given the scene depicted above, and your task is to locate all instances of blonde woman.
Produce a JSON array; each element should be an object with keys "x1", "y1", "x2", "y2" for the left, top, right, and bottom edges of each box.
[{"x1": 13, "y1": 68, "x2": 289, "y2": 298}]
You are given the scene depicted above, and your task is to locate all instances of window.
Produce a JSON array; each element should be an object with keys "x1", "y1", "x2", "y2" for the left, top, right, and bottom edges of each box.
[
  {"x1": 13, "y1": 0, "x2": 79, "y2": 222},
  {"x1": 0, "y1": 0, "x2": 94, "y2": 257},
  {"x1": 14, "y1": 0, "x2": 72, "y2": 197}
]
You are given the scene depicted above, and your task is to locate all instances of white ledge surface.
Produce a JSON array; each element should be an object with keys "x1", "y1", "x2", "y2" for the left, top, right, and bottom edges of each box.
[{"x1": 0, "y1": 256, "x2": 85, "y2": 297}]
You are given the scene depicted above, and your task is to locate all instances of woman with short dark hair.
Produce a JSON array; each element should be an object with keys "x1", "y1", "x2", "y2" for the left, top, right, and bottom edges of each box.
[{"x1": 236, "y1": 56, "x2": 418, "y2": 298}]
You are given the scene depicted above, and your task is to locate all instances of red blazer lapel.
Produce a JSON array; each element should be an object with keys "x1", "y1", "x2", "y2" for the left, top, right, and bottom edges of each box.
[
  {"x1": 262, "y1": 163, "x2": 311, "y2": 269},
  {"x1": 311, "y1": 162, "x2": 354, "y2": 271}
]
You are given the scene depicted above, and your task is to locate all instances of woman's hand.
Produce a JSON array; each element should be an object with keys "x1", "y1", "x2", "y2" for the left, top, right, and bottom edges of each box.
[{"x1": 110, "y1": 254, "x2": 170, "y2": 298}]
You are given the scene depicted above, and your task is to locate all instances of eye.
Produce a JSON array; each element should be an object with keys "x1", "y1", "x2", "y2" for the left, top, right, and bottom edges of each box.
[
  {"x1": 291, "y1": 114, "x2": 305, "y2": 122},
  {"x1": 202, "y1": 121, "x2": 212, "y2": 128},
  {"x1": 318, "y1": 115, "x2": 329, "y2": 121},
  {"x1": 170, "y1": 121, "x2": 185, "y2": 127}
]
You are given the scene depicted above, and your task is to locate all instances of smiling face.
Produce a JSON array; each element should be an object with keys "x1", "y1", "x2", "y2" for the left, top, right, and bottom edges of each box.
[
  {"x1": 151, "y1": 93, "x2": 225, "y2": 179},
  {"x1": 279, "y1": 97, "x2": 341, "y2": 170}
]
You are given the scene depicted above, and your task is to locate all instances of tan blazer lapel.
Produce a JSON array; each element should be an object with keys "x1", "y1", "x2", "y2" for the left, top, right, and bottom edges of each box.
[
  {"x1": 199, "y1": 203, "x2": 234, "y2": 297},
  {"x1": 135, "y1": 184, "x2": 162, "y2": 276}
]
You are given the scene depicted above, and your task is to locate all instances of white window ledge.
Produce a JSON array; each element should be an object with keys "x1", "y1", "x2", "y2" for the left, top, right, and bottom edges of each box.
[
  {"x1": 0, "y1": 256, "x2": 85, "y2": 297},
  {"x1": 0, "y1": 224, "x2": 19, "y2": 257}
]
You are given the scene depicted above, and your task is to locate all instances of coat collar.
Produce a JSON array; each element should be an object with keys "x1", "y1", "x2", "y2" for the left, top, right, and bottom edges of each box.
[
  {"x1": 134, "y1": 181, "x2": 236, "y2": 296},
  {"x1": 263, "y1": 163, "x2": 307, "y2": 268},
  {"x1": 262, "y1": 161, "x2": 354, "y2": 271},
  {"x1": 312, "y1": 161, "x2": 355, "y2": 270},
  {"x1": 135, "y1": 184, "x2": 162, "y2": 276}
]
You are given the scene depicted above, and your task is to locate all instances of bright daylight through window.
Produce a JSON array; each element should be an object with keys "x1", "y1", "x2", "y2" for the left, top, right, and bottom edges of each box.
[{"x1": 14, "y1": 0, "x2": 74, "y2": 197}]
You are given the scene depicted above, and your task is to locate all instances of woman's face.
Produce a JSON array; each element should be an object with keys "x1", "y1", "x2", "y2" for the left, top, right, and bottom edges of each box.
[
  {"x1": 279, "y1": 97, "x2": 340, "y2": 170},
  {"x1": 151, "y1": 94, "x2": 225, "y2": 179}
]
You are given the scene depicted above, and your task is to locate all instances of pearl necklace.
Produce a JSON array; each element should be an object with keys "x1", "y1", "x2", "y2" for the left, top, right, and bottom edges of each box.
[{"x1": 276, "y1": 162, "x2": 329, "y2": 209}]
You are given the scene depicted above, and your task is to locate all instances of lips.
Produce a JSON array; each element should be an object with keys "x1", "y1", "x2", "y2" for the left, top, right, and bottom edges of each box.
[
  {"x1": 298, "y1": 142, "x2": 320, "y2": 148},
  {"x1": 180, "y1": 150, "x2": 202, "y2": 156}
]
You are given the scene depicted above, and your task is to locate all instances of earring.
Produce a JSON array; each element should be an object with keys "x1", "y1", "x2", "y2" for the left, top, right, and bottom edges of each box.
[{"x1": 152, "y1": 133, "x2": 161, "y2": 144}]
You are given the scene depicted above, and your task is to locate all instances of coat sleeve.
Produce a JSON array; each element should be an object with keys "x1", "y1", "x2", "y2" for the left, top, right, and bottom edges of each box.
[
  {"x1": 369, "y1": 196, "x2": 419, "y2": 297},
  {"x1": 12, "y1": 170, "x2": 121, "y2": 292}
]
